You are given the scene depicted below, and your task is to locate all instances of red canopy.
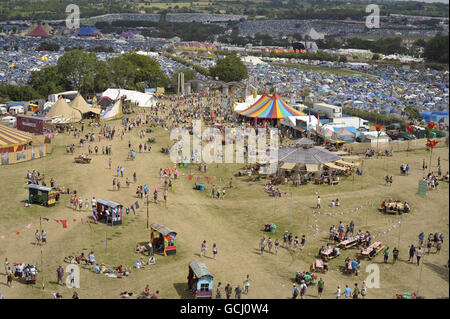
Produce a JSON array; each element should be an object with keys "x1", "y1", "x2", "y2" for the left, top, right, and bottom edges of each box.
[{"x1": 26, "y1": 25, "x2": 51, "y2": 37}]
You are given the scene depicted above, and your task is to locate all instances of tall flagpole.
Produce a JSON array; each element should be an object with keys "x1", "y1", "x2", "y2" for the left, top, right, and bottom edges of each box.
[
  {"x1": 40, "y1": 216, "x2": 44, "y2": 290},
  {"x1": 290, "y1": 192, "x2": 293, "y2": 225}
]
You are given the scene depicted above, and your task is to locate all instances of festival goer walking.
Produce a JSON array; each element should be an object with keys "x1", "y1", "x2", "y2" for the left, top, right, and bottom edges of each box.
[
  {"x1": 212, "y1": 243, "x2": 218, "y2": 260},
  {"x1": 409, "y1": 245, "x2": 416, "y2": 263},
  {"x1": 317, "y1": 278, "x2": 324, "y2": 299},
  {"x1": 244, "y1": 275, "x2": 250, "y2": 294},
  {"x1": 292, "y1": 284, "x2": 299, "y2": 299},
  {"x1": 57, "y1": 265, "x2": 64, "y2": 285},
  {"x1": 361, "y1": 281, "x2": 367, "y2": 299},
  {"x1": 274, "y1": 239, "x2": 280, "y2": 255},
  {"x1": 225, "y1": 284, "x2": 232, "y2": 299},
  {"x1": 216, "y1": 282, "x2": 222, "y2": 299},
  {"x1": 352, "y1": 283, "x2": 360, "y2": 299},
  {"x1": 200, "y1": 240, "x2": 207, "y2": 257},
  {"x1": 416, "y1": 247, "x2": 423, "y2": 265}
]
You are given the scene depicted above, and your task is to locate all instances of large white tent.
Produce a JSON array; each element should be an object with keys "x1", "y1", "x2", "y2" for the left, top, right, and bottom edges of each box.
[
  {"x1": 102, "y1": 89, "x2": 157, "y2": 107},
  {"x1": 234, "y1": 94, "x2": 261, "y2": 112}
]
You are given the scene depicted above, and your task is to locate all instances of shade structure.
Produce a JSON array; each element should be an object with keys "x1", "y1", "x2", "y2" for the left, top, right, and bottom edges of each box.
[
  {"x1": 239, "y1": 93, "x2": 305, "y2": 119},
  {"x1": 277, "y1": 146, "x2": 341, "y2": 165},
  {"x1": 26, "y1": 25, "x2": 51, "y2": 37},
  {"x1": 71, "y1": 94, "x2": 101, "y2": 115},
  {"x1": 46, "y1": 97, "x2": 82, "y2": 123},
  {"x1": 294, "y1": 137, "x2": 315, "y2": 147},
  {"x1": 0, "y1": 124, "x2": 33, "y2": 150}
]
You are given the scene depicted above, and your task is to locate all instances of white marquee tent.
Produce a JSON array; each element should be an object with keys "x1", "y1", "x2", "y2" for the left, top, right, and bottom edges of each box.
[{"x1": 102, "y1": 89, "x2": 157, "y2": 107}]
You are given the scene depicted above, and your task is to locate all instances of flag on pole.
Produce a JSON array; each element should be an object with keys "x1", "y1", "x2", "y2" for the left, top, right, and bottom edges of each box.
[
  {"x1": 60, "y1": 220, "x2": 67, "y2": 228},
  {"x1": 86, "y1": 219, "x2": 93, "y2": 231}
]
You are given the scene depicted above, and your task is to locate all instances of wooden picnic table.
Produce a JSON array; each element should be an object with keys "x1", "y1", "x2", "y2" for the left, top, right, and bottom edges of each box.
[
  {"x1": 74, "y1": 156, "x2": 91, "y2": 164},
  {"x1": 385, "y1": 202, "x2": 404, "y2": 214},
  {"x1": 338, "y1": 235, "x2": 365, "y2": 249},
  {"x1": 311, "y1": 259, "x2": 326, "y2": 273},
  {"x1": 361, "y1": 241, "x2": 384, "y2": 258}
]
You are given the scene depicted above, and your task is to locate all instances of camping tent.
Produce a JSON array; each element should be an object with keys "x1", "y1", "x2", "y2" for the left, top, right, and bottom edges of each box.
[
  {"x1": 101, "y1": 100, "x2": 122, "y2": 121},
  {"x1": 26, "y1": 25, "x2": 51, "y2": 37},
  {"x1": 70, "y1": 94, "x2": 101, "y2": 116},
  {"x1": 46, "y1": 97, "x2": 82, "y2": 123},
  {"x1": 76, "y1": 27, "x2": 101, "y2": 37}
]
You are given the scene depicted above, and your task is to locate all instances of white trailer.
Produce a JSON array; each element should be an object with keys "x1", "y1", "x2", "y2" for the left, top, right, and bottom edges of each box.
[
  {"x1": 330, "y1": 116, "x2": 370, "y2": 130},
  {"x1": 312, "y1": 102, "x2": 342, "y2": 119}
]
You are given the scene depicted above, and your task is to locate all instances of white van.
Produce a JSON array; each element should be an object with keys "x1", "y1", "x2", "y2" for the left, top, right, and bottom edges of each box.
[{"x1": 0, "y1": 106, "x2": 7, "y2": 115}]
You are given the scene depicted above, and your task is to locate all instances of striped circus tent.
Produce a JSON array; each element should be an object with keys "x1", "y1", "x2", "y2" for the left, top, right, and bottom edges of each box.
[
  {"x1": 0, "y1": 124, "x2": 33, "y2": 152},
  {"x1": 239, "y1": 93, "x2": 305, "y2": 119}
]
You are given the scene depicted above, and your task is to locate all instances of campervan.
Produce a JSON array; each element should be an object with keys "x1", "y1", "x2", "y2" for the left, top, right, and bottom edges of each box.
[
  {"x1": 9, "y1": 105, "x2": 24, "y2": 114},
  {"x1": 1, "y1": 116, "x2": 17, "y2": 128},
  {"x1": 0, "y1": 105, "x2": 7, "y2": 115}
]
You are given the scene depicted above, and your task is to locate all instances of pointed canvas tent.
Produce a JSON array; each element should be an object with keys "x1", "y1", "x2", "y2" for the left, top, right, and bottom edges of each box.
[
  {"x1": 26, "y1": 25, "x2": 51, "y2": 37},
  {"x1": 239, "y1": 93, "x2": 305, "y2": 119},
  {"x1": 46, "y1": 97, "x2": 82, "y2": 123},
  {"x1": 70, "y1": 94, "x2": 101, "y2": 116},
  {"x1": 101, "y1": 99, "x2": 122, "y2": 121}
]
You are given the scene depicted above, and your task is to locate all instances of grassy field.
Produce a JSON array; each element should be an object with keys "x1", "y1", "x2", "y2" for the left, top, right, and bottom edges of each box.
[{"x1": 0, "y1": 111, "x2": 448, "y2": 299}]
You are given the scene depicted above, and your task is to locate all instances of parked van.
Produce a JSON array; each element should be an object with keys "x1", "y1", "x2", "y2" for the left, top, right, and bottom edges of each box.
[{"x1": 1, "y1": 116, "x2": 17, "y2": 128}]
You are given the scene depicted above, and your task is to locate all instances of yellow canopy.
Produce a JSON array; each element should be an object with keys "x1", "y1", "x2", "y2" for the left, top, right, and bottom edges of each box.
[
  {"x1": 335, "y1": 159, "x2": 360, "y2": 167},
  {"x1": 280, "y1": 162, "x2": 296, "y2": 170},
  {"x1": 324, "y1": 162, "x2": 348, "y2": 171},
  {"x1": 305, "y1": 164, "x2": 321, "y2": 172}
]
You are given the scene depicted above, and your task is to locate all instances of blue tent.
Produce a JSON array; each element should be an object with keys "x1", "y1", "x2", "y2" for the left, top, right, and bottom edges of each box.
[{"x1": 76, "y1": 27, "x2": 101, "y2": 37}]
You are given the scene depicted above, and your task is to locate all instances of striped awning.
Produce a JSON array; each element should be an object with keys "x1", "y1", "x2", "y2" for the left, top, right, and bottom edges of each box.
[
  {"x1": 0, "y1": 124, "x2": 33, "y2": 148},
  {"x1": 239, "y1": 93, "x2": 305, "y2": 119}
]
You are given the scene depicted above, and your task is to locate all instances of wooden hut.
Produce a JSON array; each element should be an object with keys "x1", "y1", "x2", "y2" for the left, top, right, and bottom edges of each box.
[
  {"x1": 150, "y1": 223, "x2": 177, "y2": 256},
  {"x1": 188, "y1": 260, "x2": 213, "y2": 299}
]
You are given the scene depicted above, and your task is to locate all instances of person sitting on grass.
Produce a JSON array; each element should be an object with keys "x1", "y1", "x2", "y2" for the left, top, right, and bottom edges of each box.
[{"x1": 136, "y1": 244, "x2": 146, "y2": 254}]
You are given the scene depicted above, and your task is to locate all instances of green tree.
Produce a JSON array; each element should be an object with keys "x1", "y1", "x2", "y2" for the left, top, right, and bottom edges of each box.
[
  {"x1": 209, "y1": 55, "x2": 248, "y2": 83},
  {"x1": 56, "y1": 50, "x2": 98, "y2": 94},
  {"x1": 424, "y1": 34, "x2": 449, "y2": 64},
  {"x1": 29, "y1": 66, "x2": 63, "y2": 97}
]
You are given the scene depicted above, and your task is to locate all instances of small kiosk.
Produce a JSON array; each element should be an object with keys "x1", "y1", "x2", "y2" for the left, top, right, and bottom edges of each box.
[
  {"x1": 28, "y1": 184, "x2": 59, "y2": 206},
  {"x1": 150, "y1": 223, "x2": 177, "y2": 256},
  {"x1": 188, "y1": 260, "x2": 213, "y2": 299},
  {"x1": 96, "y1": 199, "x2": 123, "y2": 225}
]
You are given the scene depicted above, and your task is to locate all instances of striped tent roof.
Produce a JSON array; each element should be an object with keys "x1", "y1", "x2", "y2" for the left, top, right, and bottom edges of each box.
[
  {"x1": 239, "y1": 93, "x2": 305, "y2": 119},
  {"x1": 0, "y1": 124, "x2": 33, "y2": 147}
]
